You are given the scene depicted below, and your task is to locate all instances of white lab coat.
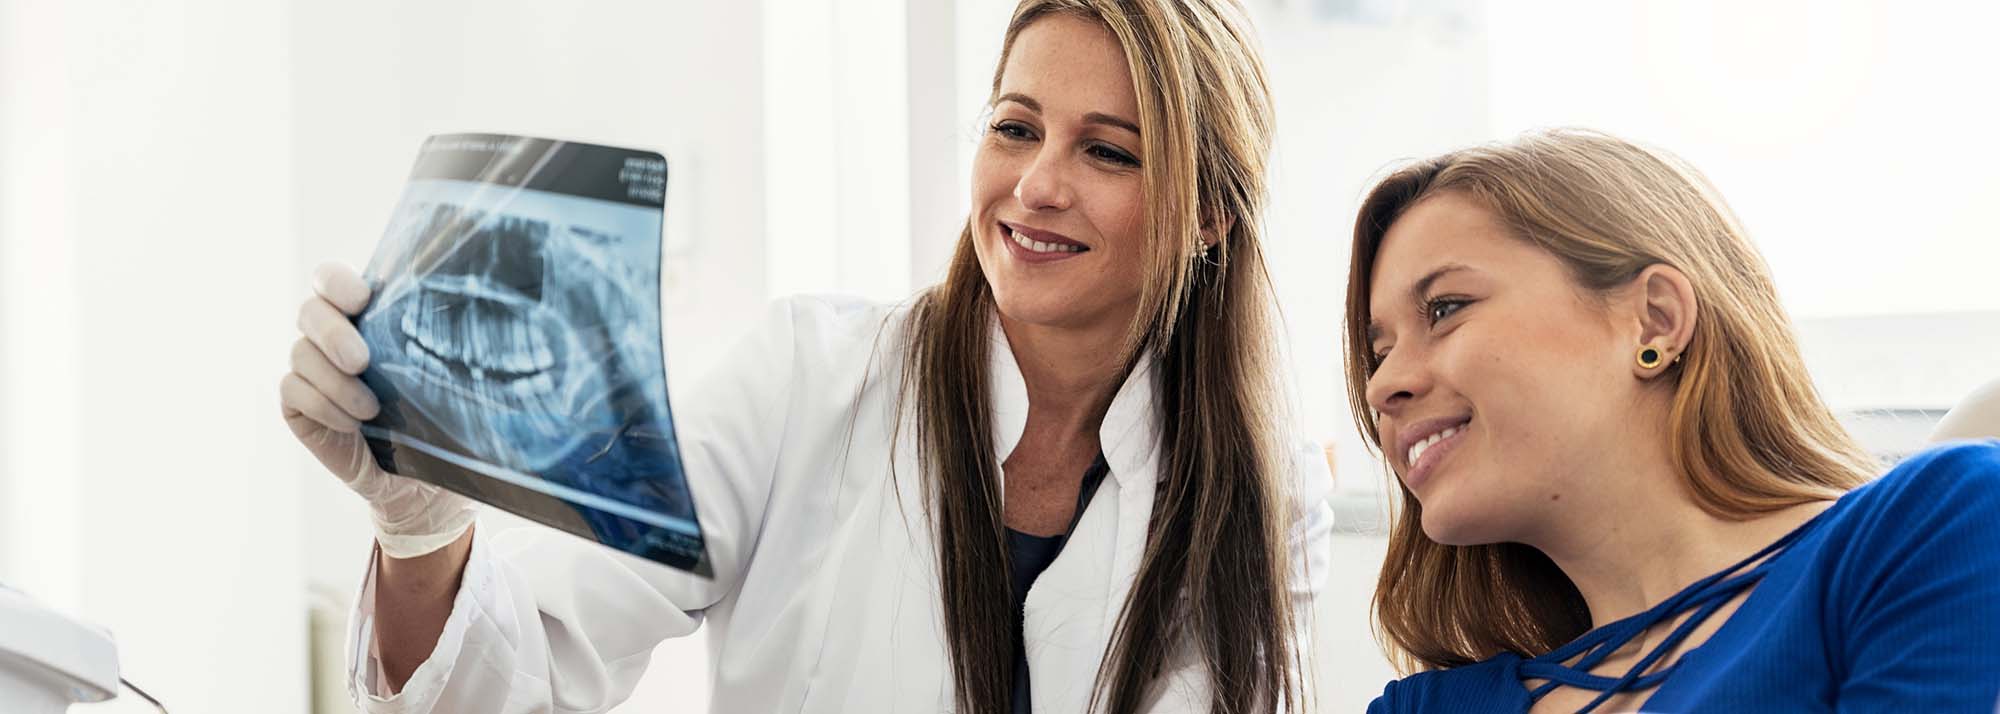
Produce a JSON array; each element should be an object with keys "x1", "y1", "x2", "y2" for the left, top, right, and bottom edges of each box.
[{"x1": 345, "y1": 295, "x2": 1336, "y2": 713}]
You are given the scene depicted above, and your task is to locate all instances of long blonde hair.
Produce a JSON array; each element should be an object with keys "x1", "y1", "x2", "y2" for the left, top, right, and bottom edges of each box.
[
  {"x1": 1343, "y1": 129, "x2": 1877, "y2": 673},
  {"x1": 902, "y1": 1, "x2": 1301, "y2": 712}
]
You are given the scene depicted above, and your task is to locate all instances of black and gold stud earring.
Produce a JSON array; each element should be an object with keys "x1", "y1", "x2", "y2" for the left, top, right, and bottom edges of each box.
[{"x1": 1637, "y1": 345, "x2": 1665, "y2": 370}]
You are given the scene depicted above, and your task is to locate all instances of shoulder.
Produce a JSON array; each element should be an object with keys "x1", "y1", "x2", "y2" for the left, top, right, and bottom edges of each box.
[
  {"x1": 682, "y1": 294, "x2": 914, "y2": 426},
  {"x1": 1800, "y1": 441, "x2": 2000, "y2": 705},
  {"x1": 727, "y1": 294, "x2": 914, "y2": 381},
  {"x1": 1813, "y1": 440, "x2": 2000, "y2": 588},
  {"x1": 762, "y1": 293, "x2": 913, "y2": 352},
  {"x1": 1368, "y1": 655, "x2": 1526, "y2": 714},
  {"x1": 1830, "y1": 440, "x2": 2000, "y2": 532},
  {"x1": 1879, "y1": 439, "x2": 2000, "y2": 490}
]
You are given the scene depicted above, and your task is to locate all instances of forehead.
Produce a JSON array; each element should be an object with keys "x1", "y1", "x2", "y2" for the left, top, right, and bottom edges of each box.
[
  {"x1": 1368, "y1": 193, "x2": 1515, "y2": 305},
  {"x1": 999, "y1": 14, "x2": 1138, "y2": 117}
]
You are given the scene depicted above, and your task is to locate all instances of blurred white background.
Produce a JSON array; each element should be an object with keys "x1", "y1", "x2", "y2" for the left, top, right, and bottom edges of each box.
[{"x1": 1, "y1": 0, "x2": 1995, "y2": 712}]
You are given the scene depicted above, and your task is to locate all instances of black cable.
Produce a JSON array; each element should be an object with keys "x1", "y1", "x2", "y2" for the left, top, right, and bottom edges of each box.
[{"x1": 119, "y1": 676, "x2": 168, "y2": 713}]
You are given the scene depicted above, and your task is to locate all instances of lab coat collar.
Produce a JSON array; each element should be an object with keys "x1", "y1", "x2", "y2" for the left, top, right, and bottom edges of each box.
[
  {"x1": 988, "y1": 313, "x2": 1171, "y2": 711},
  {"x1": 987, "y1": 315, "x2": 1161, "y2": 489}
]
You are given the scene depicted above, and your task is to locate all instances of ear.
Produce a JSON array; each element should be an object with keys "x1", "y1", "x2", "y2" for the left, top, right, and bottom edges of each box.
[
  {"x1": 1630, "y1": 263, "x2": 1698, "y2": 379},
  {"x1": 1198, "y1": 211, "x2": 1235, "y2": 251}
]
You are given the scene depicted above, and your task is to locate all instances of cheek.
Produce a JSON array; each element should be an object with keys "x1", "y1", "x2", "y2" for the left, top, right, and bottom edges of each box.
[
  {"x1": 1436, "y1": 320, "x2": 1586, "y2": 470},
  {"x1": 1104, "y1": 181, "x2": 1152, "y2": 242},
  {"x1": 1082, "y1": 178, "x2": 1147, "y2": 273},
  {"x1": 969, "y1": 144, "x2": 1017, "y2": 209},
  {"x1": 1482, "y1": 319, "x2": 1632, "y2": 487},
  {"x1": 1095, "y1": 185, "x2": 1144, "y2": 245},
  {"x1": 967, "y1": 145, "x2": 1015, "y2": 270}
]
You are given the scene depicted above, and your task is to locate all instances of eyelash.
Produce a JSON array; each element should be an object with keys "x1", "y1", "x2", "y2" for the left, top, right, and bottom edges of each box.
[
  {"x1": 991, "y1": 120, "x2": 1034, "y2": 141},
  {"x1": 1090, "y1": 144, "x2": 1140, "y2": 167},
  {"x1": 988, "y1": 121, "x2": 1140, "y2": 168},
  {"x1": 1425, "y1": 296, "x2": 1469, "y2": 325},
  {"x1": 1369, "y1": 296, "x2": 1471, "y2": 371}
]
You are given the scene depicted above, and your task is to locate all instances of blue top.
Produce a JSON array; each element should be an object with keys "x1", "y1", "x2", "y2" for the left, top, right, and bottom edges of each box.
[{"x1": 1368, "y1": 440, "x2": 2000, "y2": 713}]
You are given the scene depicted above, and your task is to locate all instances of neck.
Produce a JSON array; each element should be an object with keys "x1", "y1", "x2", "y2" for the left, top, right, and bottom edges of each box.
[
  {"x1": 996, "y1": 311, "x2": 1132, "y2": 438},
  {"x1": 1524, "y1": 415, "x2": 1830, "y2": 628}
]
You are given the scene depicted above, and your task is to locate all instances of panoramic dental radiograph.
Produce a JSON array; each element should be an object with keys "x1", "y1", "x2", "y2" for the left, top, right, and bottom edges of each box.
[
  {"x1": 354, "y1": 134, "x2": 706, "y2": 574},
  {"x1": 370, "y1": 207, "x2": 633, "y2": 473}
]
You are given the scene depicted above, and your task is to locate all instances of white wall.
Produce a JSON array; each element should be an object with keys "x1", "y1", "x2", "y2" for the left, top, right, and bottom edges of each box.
[
  {"x1": 0, "y1": 1, "x2": 306, "y2": 713},
  {"x1": 764, "y1": 0, "x2": 927, "y2": 301},
  {"x1": 1487, "y1": 0, "x2": 2000, "y2": 319}
]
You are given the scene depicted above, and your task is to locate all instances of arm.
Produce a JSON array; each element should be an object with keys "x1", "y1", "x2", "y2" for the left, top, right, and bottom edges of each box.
[
  {"x1": 346, "y1": 299, "x2": 814, "y2": 713},
  {"x1": 1835, "y1": 443, "x2": 2000, "y2": 711},
  {"x1": 375, "y1": 526, "x2": 475, "y2": 693}
]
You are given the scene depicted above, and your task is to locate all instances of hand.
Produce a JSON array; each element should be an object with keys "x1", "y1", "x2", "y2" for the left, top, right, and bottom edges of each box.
[{"x1": 280, "y1": 262, "x2": 475, "y2": 558}]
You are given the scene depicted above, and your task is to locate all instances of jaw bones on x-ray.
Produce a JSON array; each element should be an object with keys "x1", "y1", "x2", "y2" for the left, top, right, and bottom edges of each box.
[
  {"x1": 378, "y1": 209, "x2": 622, "y2": 471},
  {"x1": 355, "y1": 134, "x2": 707, "y2": 575}
]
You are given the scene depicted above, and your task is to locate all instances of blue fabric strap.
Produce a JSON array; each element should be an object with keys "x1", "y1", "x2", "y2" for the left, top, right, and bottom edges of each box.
[{"x1": 1519, "y1": 513, "x2": 1826, "y2": 713}]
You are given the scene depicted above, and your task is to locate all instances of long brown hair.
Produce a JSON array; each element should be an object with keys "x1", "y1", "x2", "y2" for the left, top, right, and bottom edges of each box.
[
  {"x1": 900, "y1": 1, "x2": 1301, "y2": 712},
  {"x1": 1342, "y1": 129, "x2": 1877, "y2": 673}
]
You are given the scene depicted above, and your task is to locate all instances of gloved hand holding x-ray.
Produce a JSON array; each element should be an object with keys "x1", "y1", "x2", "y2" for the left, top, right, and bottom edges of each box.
[{"x1": 353, "y1": 133, "x2": 708, "y2": 575}]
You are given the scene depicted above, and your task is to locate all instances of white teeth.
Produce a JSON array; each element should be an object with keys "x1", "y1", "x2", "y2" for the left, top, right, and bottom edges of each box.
[
  {"x1": 530, "y1": 330, "x2": 554, "y2": 371},
  {"x1": 1407, "y1": 425, "x2": 1463, "y2": 468},
  {"x1": 1009, "y1": 227, "x2": 1081, "y2": 254}
]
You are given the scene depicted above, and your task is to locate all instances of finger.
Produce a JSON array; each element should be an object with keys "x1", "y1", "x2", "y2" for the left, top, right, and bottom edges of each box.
[
  {"x1": 290, "y1": 337, "x2": 380, "y2": 420},
  {"x1": 311, "y1": 262, "x2": 373, "y2": 316},
  {"x1": 279, "y1": 372, "x2": 362, "y2": 433},
  {"x1": 297, "y1": 296, "x2": 370, "y2": 374}
]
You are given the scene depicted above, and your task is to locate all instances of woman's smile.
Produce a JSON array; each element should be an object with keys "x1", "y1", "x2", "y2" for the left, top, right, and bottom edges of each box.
[
  {"x1": 1400, "y1": 417, "x2": 1470, "y2": 492},
  {"x1": 998, "y1": 220, "x2": 1091, "y2": 264}
]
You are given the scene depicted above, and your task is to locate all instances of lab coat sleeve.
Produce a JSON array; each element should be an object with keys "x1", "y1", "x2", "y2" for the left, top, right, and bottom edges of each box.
[
  {"x1": 344, "y1": 297, "x2": 817, "y2": 714},
  {"x1": 1138, "y1": 438, "x2": 1338, "y2": 712},
  {"x1": 1282, "y1": 438, "x2": 1338, "y2": 708}
]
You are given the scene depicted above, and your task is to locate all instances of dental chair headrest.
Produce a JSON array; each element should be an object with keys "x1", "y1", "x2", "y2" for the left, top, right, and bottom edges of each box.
[{"x1": 1933, "y1": 377, "x2": 2000, "y2": 442}]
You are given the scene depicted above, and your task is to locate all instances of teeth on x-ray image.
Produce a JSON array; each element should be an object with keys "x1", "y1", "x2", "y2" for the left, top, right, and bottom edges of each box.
[
  {"x1": 354, "y1": 134, "x2": 709, "y2": 576},
  {"x1": 374, "y1": 207, "x2": 624, "y2": 472}
]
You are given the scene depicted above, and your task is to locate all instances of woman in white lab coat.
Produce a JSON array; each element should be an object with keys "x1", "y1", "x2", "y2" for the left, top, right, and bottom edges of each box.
[{"x1": 278, "y1": 1, "x2": 1334, "y2": 712}]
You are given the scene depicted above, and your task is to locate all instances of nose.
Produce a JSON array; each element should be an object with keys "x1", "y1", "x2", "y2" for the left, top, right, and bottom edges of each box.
[
  {"x1": 1013, "y1": 146, "x2": 1074, "y2": 212},
  {"x1": 1364, "y1": 344, "x2": 1431, "y2": 420}
]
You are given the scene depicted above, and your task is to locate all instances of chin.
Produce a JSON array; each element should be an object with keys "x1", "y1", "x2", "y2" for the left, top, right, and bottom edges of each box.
[
  {"x1": 992, "y1": 290, "x2": 1094, "y2": 329},
  {"x1": 1415, "y1": 498, "x2": 1512, "y2": 547}
]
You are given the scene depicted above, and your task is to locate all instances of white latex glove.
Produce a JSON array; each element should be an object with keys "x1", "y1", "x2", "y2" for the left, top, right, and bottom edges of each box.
[{"x1": 279, "y1": 262, "x2": 477, "y2": 558}]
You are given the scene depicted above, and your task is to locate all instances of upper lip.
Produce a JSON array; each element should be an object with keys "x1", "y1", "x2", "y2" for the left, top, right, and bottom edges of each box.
[
  {"x1": 999, "y1": 220, "x2": 1089, "y2": 249},
  {"x1": 1392, "y1": 414, "x2": 1472, "y2": 467}
]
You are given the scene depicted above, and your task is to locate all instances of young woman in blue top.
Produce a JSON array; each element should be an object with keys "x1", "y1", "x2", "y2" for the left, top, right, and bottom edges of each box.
[{"x1": 1345, "y1": 129, "x2": 2000, "y2": 713}]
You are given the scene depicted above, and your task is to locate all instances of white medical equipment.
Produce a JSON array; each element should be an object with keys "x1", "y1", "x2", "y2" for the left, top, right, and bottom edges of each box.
[{"x1": 0, "y1": 584, "x2": 122, "y2": 713}]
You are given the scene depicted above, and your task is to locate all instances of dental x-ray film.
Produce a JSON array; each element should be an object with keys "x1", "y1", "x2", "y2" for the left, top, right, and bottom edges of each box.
[{"x1": 354, "y1": 133, "x2": 708, "y2": 576}]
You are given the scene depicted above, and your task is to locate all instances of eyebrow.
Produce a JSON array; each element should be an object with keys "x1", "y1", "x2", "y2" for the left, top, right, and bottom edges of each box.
[
  {"x1": 995, "y1": 92, "x2": 1041, "y2": 113},
  {"x1": 1084, "y1": 111, "x2": 1140, "y2": 135},
  {"x1": 995, "y1": 93, "x2": 1140, "y2": 136},
  {"x1": 1365, "y1": 263, "x2": 1474, "y2": 345}
]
